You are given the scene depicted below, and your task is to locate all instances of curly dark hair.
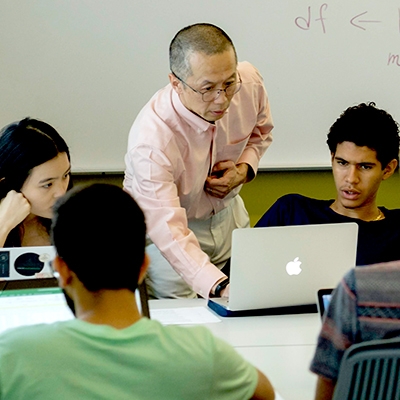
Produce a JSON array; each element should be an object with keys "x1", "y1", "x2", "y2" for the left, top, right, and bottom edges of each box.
[{"x1": 327, "y1": 102, "x2": 400, "y2": 168}]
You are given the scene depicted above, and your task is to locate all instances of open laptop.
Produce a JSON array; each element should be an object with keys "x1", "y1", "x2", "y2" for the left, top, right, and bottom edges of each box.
[
  {"x1": 0, "y1": 246, "x2": 55, "y2": 279},
  {"x1": 0, "y1": 278, "x2": 73, "y2": 334},
  {"x1": 0, "y1": 278, "x2": 150, "y2": 334},
  {"x1": 208, "y1": 223, "x2": 358, "y2": 317}
]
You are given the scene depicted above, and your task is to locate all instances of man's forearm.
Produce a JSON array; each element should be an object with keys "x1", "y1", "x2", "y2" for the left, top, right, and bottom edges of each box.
[
  {"x1": 237, "y1": 162, "x2": 254, "y2": 183},
  {"x1": 314, "y1": 376, "x2": 335, "y2": 400}
]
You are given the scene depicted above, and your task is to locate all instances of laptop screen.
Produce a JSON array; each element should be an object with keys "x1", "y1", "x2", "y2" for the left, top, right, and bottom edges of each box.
[
  {"x1": 226, "y1": 223, "x2": 357, "y2": 313},
  {"x1": 0, "y1": 286, "x2": 74, "y2": 334},
  {"x1": 316, "y1": 288, "x2": 334, "y2": 319},
  {"x1": 0, "y1": 279, "x2": 150, "y2": 333}
]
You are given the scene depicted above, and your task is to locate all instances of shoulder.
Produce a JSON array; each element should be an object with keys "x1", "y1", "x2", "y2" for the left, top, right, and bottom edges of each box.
[
  {"x1": 326, "y1": 271, "x2": 357, "y2": 328},
  {"x1": 0, "y1": 322, "x2": 54, "y2": 341},
  {"x1": 138, "y1": 85, "x2": 174, "y2": 117},
  {"x1": 142, "y1": 320, "x2": 254, "y2": 375},
  {"x1": 277, "y1": 193, "x2": 316, "y2": 205},
  {"x1": 138, "y1": 317, "x2": 209, "y2": 340},
  {"x1": 355, "y1": 260, "x2": 400, "y2": 293},
  {"x1": 143, "y1": 319, "x2": 243, "y2": 360},
  {"x1": 272, "y1": 193, "x2": 331, "y2": 208},
  {"x1": 282, "y1": 194, "x2": 336, "y2": 219},
  {"x1": 128, "y1": 86, "x2": 177, "y2": 143},
  {"x1": 363, "y1": 207, "x2": 400, "y2": 238},
  {"x1": 0, "y1": 321, "x2": 72, "y2": 357},
  {"x1": 237, "y1": 61, "x2": 264, "y2": 84},
  {"x1": 255, "y1": 193, "x2": 332, "y2": 227},
  {"x1": 342, "y1": 268, "x2": 357, "y2": 294},
  {"x1": 164, "y1": 323, "x2": 258, "y2": 399},
  {"x1": 151, "y1": 320, "x2": 221, "y2": 350},
  {"x1": 326, "y1": 269, "x2": 357, "y2": 312},
  {"x1": 381, "y1": 207, "x2": 400, "y2": 221}
]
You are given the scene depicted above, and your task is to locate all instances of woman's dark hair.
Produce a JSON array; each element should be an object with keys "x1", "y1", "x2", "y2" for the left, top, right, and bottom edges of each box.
[{"x1": 0, "y1": 117, "x2": 71, "y2": 246}]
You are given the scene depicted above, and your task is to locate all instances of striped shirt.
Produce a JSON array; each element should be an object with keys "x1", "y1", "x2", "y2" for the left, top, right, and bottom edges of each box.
[{"x1": 310, "y1": 260, "x2": 400, "y2": 380}]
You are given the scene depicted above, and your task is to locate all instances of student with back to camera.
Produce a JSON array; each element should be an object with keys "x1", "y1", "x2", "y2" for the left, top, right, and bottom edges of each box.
[
  {"x1": 0, "y1": 183, "x2": 276, "y2": 400},
  {"x1": 0, "y1": 118, "x2": 71, "y2": 248}
]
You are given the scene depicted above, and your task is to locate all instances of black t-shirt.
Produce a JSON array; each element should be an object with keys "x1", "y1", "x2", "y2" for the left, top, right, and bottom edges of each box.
[{"x1": 256, "y1": 194, "x2": 400, "y2": 266}]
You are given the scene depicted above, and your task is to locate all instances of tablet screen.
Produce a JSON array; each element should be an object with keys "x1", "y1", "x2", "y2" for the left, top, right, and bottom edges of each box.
[{"x1": 317, "y1": 288, "x2": 333, "y2": 319}]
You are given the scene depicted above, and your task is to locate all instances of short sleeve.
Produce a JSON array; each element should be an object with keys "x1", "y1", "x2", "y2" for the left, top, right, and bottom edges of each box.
[
  {"x1": 310, "y1": 269, "x2": 359, "y2": 380},
  {"x1": 210, "y1": 335, "x2": 258, "y2": 400}
]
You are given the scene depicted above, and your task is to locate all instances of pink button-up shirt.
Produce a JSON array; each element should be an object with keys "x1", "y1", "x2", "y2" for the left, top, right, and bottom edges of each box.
[{"x1": 124, "y1": 62, "x2": 273, "y2": 297}]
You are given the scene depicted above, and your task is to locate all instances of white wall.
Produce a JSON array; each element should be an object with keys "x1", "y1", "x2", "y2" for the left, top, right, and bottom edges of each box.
[{"x1": 1, "y1": 0, "x2": 399, "y2": 171}]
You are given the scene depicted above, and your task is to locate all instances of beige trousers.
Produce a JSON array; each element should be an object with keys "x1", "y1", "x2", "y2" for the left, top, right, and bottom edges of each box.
[{"x1": 145, "y1": 195, "x2": 250, "y2": 299}]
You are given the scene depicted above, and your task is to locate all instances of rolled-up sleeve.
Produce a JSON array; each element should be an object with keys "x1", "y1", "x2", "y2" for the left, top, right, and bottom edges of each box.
[{"x1": 125, "y1": 143, "x2": 225, "y2": 297}]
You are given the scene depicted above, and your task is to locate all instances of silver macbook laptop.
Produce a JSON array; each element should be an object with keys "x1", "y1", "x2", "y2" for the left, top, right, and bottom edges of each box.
[
  {"x1": 0, "y1": 246, "x2": 55, "y2": 280},
  {"x1": 208, "y1": 223, "x2": 358, "y2": 317}
]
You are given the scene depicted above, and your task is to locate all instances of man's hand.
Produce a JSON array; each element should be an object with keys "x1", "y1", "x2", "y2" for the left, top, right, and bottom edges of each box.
[
  {"x1": 220, "y1": 283, "x2": 230, "y2": 297},
  {"x1": 205, "y1": 161, "x2": 249, "y2": 199}
]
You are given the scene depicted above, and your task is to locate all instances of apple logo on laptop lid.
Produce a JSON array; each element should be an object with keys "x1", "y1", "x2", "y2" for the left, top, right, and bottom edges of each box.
[{"x1": 285, "y1": 257, "x2": 302, "y2": 276}]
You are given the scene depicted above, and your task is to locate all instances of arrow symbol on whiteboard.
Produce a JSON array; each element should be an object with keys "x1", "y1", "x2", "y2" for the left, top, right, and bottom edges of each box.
[{"x1": 350, "y1": 11, "x2": 381, "y2": 30}]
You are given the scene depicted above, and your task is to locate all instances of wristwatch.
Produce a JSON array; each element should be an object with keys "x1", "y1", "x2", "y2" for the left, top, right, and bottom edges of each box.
[{"x1": 214, "y1": 278, "x2": 230, "y2": 297}]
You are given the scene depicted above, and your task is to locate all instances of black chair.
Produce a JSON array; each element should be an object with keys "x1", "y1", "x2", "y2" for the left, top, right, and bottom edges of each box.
[{"x1": 333, "y1": 337, "x2": 400, "y2": 400}]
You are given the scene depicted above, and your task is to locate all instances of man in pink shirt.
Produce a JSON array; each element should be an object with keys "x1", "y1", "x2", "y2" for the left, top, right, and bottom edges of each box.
[{"x1": 124, "y1": 23, "x2": 274, "y2": 299}]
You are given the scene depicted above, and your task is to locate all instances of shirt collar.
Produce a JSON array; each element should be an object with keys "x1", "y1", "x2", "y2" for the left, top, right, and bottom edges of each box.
[{"x1": 171, "y1": 88, "x2": 213, "y2": 133}]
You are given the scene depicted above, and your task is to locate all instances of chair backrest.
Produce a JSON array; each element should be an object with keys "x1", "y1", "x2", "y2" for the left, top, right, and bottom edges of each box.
[{"x1": 333, "y1": 337, "x2": 400, "y2": 400}]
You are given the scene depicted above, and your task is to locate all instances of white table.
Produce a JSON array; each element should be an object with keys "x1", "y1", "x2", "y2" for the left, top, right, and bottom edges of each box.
[{"x1": 149, "y1": 298, "x2": 321, "y2": 400}]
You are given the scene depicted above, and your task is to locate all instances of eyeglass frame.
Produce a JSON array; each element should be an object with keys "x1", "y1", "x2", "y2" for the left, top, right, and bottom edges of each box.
[
  {"x1": 171, "y1": 70, "x2": 242, "y2": 102},
  {"x1": 49, "y1": 259, "x2": 60, "y2": 279}
]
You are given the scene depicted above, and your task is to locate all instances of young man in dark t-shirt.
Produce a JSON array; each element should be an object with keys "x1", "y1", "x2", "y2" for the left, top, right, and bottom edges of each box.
[{"x1": 256, "y1": 102, "x2": 400, "y2": 266}]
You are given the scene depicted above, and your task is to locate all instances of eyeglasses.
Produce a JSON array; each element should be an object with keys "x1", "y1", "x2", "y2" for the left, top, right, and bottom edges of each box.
[{"x1": 171, "y1": 71, "x2": 242, "y2": 102}]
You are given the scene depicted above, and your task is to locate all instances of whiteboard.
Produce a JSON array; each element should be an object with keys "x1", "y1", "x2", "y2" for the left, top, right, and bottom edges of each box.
[{"x1": 1, "y1": 1, "x2": 399, "y2": 172}]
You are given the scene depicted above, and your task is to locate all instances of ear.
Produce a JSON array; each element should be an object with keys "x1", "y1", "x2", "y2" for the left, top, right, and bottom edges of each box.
[
  {"x1": 138, "y1": 253, "x2": 150, "y2": 284},
  {"x1": 53, "y1": 255, "x2": 73, "y2": 288},
  {"x1": 169, "y1": 73, "x2": 183, "y2": 94},
  {"x1": 382, "y1": 159, "x2": 398, "y2": 180},
  {"x1": 330, "y1": 152, "x2": 335, "y2": 163}
]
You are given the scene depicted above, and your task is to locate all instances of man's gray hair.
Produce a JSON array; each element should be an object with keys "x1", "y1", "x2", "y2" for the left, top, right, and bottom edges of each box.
[{"x1": 169, "y1": 23, "x2": 237, "y2": 80}]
